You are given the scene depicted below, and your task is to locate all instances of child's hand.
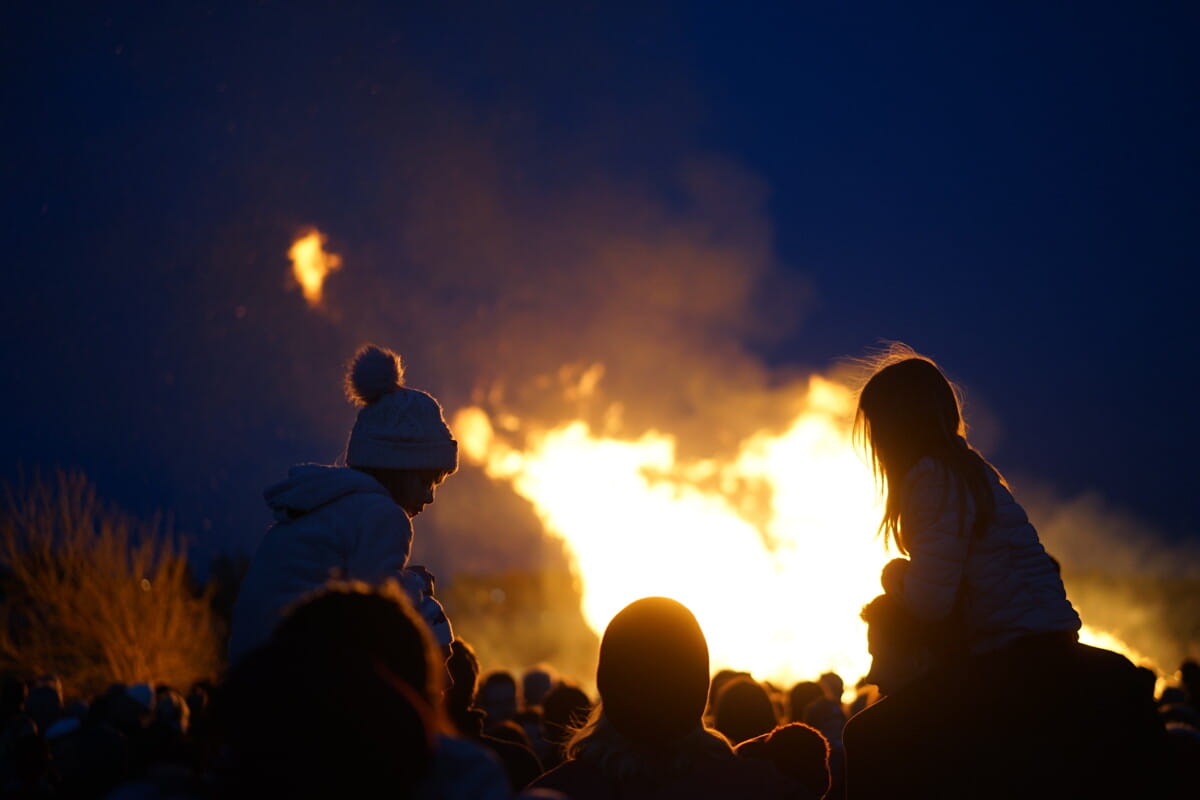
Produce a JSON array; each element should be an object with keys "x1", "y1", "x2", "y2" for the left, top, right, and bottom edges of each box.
[
  {"x1": 881, "y1": 558, "x2": 910, "y2": 596},
  {"x1": 406, "y1": 564, "x2": 436, "y2": 595}
]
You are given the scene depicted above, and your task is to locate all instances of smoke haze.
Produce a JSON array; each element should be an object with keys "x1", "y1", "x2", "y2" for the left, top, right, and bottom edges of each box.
[{"x1": 4, "y1": 3, "x2": 1195, "y2": 680}]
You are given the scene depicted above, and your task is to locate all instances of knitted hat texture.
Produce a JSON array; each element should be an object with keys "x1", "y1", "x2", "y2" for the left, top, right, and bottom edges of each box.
[{"x1": 344, "y1": 344, "x2": 458, "y2": 473}]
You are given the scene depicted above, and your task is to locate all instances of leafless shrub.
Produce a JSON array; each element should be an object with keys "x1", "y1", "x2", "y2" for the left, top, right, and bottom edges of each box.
[{"x1": 0, "y1": 470, "x2": 219, "y2": 698}]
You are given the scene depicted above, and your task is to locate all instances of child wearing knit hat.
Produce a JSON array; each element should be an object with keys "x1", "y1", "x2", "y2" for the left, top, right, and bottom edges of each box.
[{"x1": 228, "y1": 344, "x2": 459, "y2": 666}]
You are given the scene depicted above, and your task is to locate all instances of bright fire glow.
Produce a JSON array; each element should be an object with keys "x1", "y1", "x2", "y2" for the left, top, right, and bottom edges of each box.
[
  {"x1": 288, "y1": 229, "x2": 342, "y2": 307},
  {"x1": 456, "y1": 375, "x2": 891, "y2": 687},
  {"x1": 456, "y1": 372, "x2": 1156, "y2": 690}
]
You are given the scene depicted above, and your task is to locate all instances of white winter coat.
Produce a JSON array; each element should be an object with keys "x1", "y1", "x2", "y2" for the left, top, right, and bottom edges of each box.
[
  {"x1": 229, "y1": 465, "x2": 446, "y2": 665},
  {"x1": 899, "y1": 457, "x2": 1081, "y2": 654}
]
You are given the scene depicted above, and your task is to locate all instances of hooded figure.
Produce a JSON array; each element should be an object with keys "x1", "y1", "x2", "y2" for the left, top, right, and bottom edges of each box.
[
  {"x1": 531, "y1": 597, "x2": 810, "y2": 800},
  {"x1": 229, "y1": 344, "x2": 458, "y2": 666}
]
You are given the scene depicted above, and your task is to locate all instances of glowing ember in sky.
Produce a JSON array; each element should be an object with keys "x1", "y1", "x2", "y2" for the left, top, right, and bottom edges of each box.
[{"x1": 288, "y1": 229, "x2": 342, "y2": 307}]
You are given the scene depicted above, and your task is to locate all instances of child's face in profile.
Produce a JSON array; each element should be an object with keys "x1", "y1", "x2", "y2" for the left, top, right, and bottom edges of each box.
[{"x1": 394, "y1": 469, "x2": 448, "y2": 518}]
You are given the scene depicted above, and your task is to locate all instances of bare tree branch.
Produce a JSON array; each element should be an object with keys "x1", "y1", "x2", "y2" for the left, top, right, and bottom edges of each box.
[{"x1": 0, "y1": 470, "x2": 220, "y2": 698}]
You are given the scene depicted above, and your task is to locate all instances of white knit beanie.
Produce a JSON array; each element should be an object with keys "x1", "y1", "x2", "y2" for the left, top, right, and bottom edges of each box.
[{"x1": 344, "y1": 344, "x2": 458, "y2": 473}]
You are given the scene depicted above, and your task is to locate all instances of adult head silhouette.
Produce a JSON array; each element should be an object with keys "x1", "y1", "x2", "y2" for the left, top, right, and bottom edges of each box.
[
  {"x1": 530, "y1": 596, "x2": 804, "y2": 799},
  {"x1": 713, "y1": 676, "x2": 778, "y2": 746},
  {"x1": 215, "y1": 581, "x2": 440, "y2": 799}
]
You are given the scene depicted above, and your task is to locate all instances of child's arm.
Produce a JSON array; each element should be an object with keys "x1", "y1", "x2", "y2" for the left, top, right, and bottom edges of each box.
[
  {"x1": 398, "y1": 568, "x2": 455, "y2": 649},
  {"x1": 345, "y1": 498, "x2": 414, "y2": 582},
  {"x1": 899, "y1": 459, "x2": 972, "y2": 621}
]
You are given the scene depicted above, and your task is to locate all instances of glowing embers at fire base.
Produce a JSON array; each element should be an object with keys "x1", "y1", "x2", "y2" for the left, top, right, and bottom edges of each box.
[
  {"x1": 288, "y1": 229, "x2": 342, "y2": 308},
  {"x1": 456, "y1": 375, "x2": 892, "y2": 687}
]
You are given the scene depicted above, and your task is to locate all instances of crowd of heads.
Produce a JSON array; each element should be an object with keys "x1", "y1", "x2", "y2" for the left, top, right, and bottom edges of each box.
[
  {"x1": 0, "y1": 672, "x2": 216, "y2": 798},
  {"x1": 4, "y1": 346, "x2": 1196, "y2": 796},
  {"x1": 2, "y1": 582, "x2": 1199, "y2": 798}
]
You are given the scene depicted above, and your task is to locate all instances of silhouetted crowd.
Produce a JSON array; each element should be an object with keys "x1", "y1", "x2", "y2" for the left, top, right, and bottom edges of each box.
[
  {"x1": 1, "y1": 582, "x2": 1196, "y2": 798},
  {"x1": 8, "y1": 346, "x2": 1196, "y2": 798}
]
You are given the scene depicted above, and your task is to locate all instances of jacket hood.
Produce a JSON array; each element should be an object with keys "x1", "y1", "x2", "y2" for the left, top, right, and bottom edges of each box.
[{"x1": 264, "y1": 464, "x2": 391, "y2": 522}]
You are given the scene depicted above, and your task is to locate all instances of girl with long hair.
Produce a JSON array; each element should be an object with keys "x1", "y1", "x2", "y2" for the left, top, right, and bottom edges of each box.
[
  {"x1": 855, "y1": 344, "x2": 1081, "y2": 655},
  {"x1": 845, "y1": 346, "x2": 1171, "y2": 798}
]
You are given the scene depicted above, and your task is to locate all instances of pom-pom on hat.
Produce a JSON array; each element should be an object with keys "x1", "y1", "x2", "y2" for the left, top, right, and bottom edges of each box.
[
  {"x1": 596, "y1": 596, "x2": 710, "y2": 747},
  {"x1": 344, "y1": 344, "x2": 458, "y2": 473}
]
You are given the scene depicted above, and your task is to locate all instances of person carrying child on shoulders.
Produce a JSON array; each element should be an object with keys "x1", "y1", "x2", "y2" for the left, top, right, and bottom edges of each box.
[
  {"x1": 847, "y1": 345, "x2": 1173, "y2": 797},
  {"x1": 229, "y1": 344, "x2": 458, "y2": 666}
]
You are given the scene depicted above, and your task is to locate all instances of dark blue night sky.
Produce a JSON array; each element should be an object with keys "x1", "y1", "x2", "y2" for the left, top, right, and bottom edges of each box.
[{"x1": 3, "y1": 1, "x2": 1197, "y2": 571}]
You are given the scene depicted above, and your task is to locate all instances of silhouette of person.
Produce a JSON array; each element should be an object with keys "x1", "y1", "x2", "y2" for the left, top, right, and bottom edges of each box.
[
  {"x1": 529, "y1": 596, "x2": 804, "y2": 799},
  {"x1": 737, "y1": 722, "x2": 831, "y2": 800},
  {"x1": 712, "y1": 675, "x2": 778, "y2": 746},
  {"x1": 846, "y1": 590, "x2": 1169, "y2": 799},
  {"x1": 445, "y1": 639, "x2": 544, "y2": 792},
  {"x1": 843, "y1": 593, "x2": 977, "y2": 798},
  {"x1": 229, "y1": 344, "x2": 458, "y2": 665},
  {"x1": 215, "y1": 581, "x2": 509, "y2": 799},
  {"x1": 855, "y1": 347, "x2": 1080, "y2": 657},
  {"x1": 853, "y1": 349, "x2": 1170, "y2": 797}
]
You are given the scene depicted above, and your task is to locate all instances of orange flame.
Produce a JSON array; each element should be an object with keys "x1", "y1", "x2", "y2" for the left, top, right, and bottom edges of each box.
[
  {"x1": 457, "y1": 375, "x2": 891, "y2": 688},
  {"x1": 288, "y1": 229, "x2": 342, "y2": 307},
  {"x1": 456, "y1": 372, "x2": 1156, "y2": 692}
]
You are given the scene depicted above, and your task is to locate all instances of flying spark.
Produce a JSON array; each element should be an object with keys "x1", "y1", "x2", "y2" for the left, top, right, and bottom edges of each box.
[{"x1": 288, "y1": 229, "x2": 342, "y2": 308}]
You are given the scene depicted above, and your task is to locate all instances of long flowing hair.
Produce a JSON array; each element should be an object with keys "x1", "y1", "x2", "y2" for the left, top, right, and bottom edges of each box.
[{"x1": 853, "y1": 345, "x2": 995, "y2": 554}]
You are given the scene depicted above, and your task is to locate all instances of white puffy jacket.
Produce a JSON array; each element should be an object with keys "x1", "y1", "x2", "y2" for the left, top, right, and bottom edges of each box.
[
  {"x1": 228, "y1": 464, "x2": 450, "y2": 665},
  {"x1": 899, "y1": 457, "x2": 1081, "y2": 654}
]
